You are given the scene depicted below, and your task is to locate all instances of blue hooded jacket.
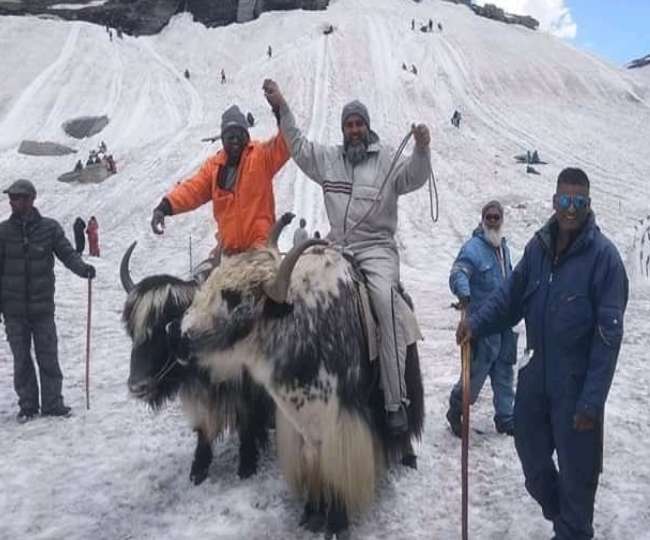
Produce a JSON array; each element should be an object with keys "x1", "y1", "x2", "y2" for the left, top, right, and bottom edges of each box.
[
  {"x1": 469, "y1": 212, "x2": 628, "y2": 418},
  {"x1": 450, "y1": 226, "x2": 516, "y2": 363}
]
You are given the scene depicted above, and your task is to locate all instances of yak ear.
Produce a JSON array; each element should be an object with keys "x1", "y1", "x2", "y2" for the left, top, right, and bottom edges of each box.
[{"x1": 263, "y1": 297, "x2": 293, "y2": 319}]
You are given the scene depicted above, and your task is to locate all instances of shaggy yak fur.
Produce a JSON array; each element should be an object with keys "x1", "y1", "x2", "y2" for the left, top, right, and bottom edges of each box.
[
  {"x1": 179, "y1": 216, "x2": 425, "y2": 538},
  {"x1": 120, "y1": 242, "x2": 272, "y2": 485}
]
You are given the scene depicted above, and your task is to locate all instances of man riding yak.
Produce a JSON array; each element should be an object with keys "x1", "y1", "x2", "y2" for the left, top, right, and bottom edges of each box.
[{"x1": 263, "y1": 78, "x2": 433, "y2": 434}]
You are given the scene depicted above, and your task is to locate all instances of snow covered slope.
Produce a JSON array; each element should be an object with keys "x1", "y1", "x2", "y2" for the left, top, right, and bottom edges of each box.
[{"x1": 1, "y1": 1, "x2": 649, "y2": 538}]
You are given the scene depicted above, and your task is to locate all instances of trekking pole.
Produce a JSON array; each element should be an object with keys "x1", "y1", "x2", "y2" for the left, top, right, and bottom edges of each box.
[
  {"x1": 460, "y1": 309, "x2": 471, "y2": 540},
  {"x1": 85, "y1": 276, "x2": 92, "y2": 410}
]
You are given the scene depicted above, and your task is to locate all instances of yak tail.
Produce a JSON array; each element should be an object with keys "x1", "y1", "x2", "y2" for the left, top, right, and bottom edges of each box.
[{"x1": 275, "y1": 406, "x2": 383, "y2": 516}]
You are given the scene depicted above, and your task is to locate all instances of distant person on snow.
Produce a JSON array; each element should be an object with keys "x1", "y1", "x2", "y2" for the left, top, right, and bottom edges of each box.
[
  {"x1": 292, "y1": 218, "x2": 309, "y2": 246},
  {"x1": 264, "y1": 78, "x2": 432, "y2": 436},
  {"x1": 411, "y1": 64, "x2": 418, "y2": 75},
  {"x1": 184, "y1": 69, "x2": 190, "y2": 80},
  {"x1": 106, "y1": 155, "x2": 117, "y2": 174},
  {"x1": 313, "y1": 230, "x2": 321, "y2": 239},
  {"x1": 0, "y1": 179, "x2": 95, "y2": 423},
  {"x1": 73, "y1": 216, "x2": 86, "y2": 254},
  {"x1": 411, "y1": 19, "x2": 415, "y2": 30},
  {"x1": 86, "y1": 216, "x2": 100, "y2": 257},
  {"x1": 267, "y1": 45, "x2": 272, "y2": 58},
  {"x1": 221, "y1": 69, "x2": 226, "y2": 84},
  {"x1": 428, "y1": 19, "x2": 433, "y2": 32},
  {"x1": 456, "y1": 168, "x2": 628, "y2": 540},
  {"x1": 402, "y1": 62, "x2": 408, "y2": 71},
  {"x1": 150, "y1": 104, "x2": 290, "y2": 255},
  {"x1": 446, "y1": 200, "x2": 516, "y2": 437},
  {"x1": 438, "y1": 22, "x2": 443, "y2": 32},
  {"x1": 246, "y1": 112, "x2": 255, "y2": 127},
  {"x1": 74, "y1": 160, "x2": 83, "y2": 172}
]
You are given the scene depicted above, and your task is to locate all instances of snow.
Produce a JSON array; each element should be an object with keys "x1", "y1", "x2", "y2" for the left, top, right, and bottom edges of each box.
[
  {"x1": 49, "y1": 1, "x2": 108, "y2": 10},
  {"x1": 1, "y1": 0, "x2": 649, "y2": 538}
]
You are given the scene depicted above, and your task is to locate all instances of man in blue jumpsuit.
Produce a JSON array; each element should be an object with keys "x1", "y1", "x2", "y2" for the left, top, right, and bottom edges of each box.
[
  {"x1": 447, "y1": 200, "x2": 517, "y2": 437},
  {"x1": 456, "y1": 168, "x2": 628, "y2": 540}
]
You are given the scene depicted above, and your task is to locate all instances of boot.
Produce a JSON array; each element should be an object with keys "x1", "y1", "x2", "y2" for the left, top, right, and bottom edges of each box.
[
  {"x1": 42, "y1": 405, "x2": 71, "y2": 417},
  {"x1": 16, "y1": 408, "x2": 38, "y2": 424}
]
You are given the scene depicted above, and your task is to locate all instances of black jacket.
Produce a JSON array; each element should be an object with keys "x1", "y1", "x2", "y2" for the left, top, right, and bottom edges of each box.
[{"x1": 0, "y1": 208, "x2": 88, "y2": 317}]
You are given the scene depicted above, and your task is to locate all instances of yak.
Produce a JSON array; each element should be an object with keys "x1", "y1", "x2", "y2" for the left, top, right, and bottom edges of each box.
[
  {"x1": 177, "y1": 213, "x2": 424, "y2": 538},
  {"x1": 120, "y1": 244, "x2": 272, "y2": 484}
]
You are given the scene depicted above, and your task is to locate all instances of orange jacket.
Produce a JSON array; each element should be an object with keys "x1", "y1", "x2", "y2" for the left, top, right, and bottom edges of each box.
[{"x1": 166, "y1": 133, "x2": 289, "y2": 253}]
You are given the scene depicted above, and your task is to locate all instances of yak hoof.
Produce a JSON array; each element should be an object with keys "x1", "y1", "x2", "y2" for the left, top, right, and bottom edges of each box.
[
  {"x1": 190, "y1": 463, "x2": 210, "y2": 485},
  {"x1": 237, "y1": 461, "x2": 257, "y2": 479},
  {"x1": 401, "y1": 453, "x2": 418, "y2": 469}
]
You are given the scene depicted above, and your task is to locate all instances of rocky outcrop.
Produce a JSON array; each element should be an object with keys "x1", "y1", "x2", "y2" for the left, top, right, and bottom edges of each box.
[
  {"x1": 62, "y1": 115, "x2": 109, "y2": 139},
  {"x1": 0, "y1": 0, "x2": 329, "y2": 35},
  {"x1": 18, "y1": 140, "x2": 77, "y2": 156},
  {"x1": 627, "y1": 54, "x2": 650, "y2": 70},
  {"x1": 470, "y1": 3, "x2": 539, "y2": 31}
]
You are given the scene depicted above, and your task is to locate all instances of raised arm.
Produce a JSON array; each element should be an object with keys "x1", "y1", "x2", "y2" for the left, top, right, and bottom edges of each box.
[
  {"x1": 263, "y1": 78, "x2": 330, "y2": 185},
  {"x1": 393, "y1": 124, "x2": 432, "y2": 195}
]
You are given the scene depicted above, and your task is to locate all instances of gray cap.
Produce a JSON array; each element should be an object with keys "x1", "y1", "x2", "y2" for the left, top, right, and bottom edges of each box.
[
  {"x1": 4, "y1": 179, "x2": 36, "y2": 197},
  {"x1": 341, "y1": 100, "x2": 370, "y2": 130},
  {"x1": 220, "y1": 105, "x2": 249, "y2": 137}
]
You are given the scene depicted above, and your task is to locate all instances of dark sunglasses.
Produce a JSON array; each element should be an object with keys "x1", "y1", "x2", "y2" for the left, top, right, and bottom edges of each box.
[
  {"x1": 555, "y1": 193, "x2": 590, "y2": 210},
  {"x1": 484, "y1": 213, "x2": 502, "y2": 222},
  {"x1": 8, "y1": 194, "x2": 31, "y2": 201}
]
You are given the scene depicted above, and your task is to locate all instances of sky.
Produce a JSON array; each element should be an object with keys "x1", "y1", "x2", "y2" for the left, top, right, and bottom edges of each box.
[{"x1": 479, "y1": 0, "x2": 650, "y2": 66}]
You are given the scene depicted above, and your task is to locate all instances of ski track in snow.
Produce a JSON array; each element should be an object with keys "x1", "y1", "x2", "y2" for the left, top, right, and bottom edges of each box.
[{"x1": 0, "y1": 1, "x2": 649, "y2": 538}]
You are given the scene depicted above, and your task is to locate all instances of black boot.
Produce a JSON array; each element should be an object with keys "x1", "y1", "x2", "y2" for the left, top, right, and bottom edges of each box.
[
  {"x1": 16, "y1": 408, "x2": 38, "y2": 424},
  {"x1": 42, "y1": 405, "x2": 71, "y2": 417}
]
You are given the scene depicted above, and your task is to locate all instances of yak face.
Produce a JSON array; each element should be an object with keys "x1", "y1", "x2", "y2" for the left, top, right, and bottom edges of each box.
[
  {"x1": 122, "y1": 276, "x2": 196, "y2": 409},
  {"x1": 181, "y1": 250, "x2": 279, "y2": 357}
]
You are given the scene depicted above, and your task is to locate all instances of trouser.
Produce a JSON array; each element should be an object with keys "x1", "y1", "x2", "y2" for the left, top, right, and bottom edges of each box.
[
  {"x1": 5, "y1": 315, "x2": 64, "y2": 412},
  {"x1": 449, "y1": 336, "x2": 515, "y2": 427},
  {"x1": 514, "y1": 356, "x2": 601, "y2": 540},
  {"x1": 354, "y1": 246, "x2": 406, "y2": 412},
  {"x1": 74, "y1": 232, "x2": 85, "y2": 254},
  {"x1": 88, "y1": 236, "x2": 100, "y2": 257}
]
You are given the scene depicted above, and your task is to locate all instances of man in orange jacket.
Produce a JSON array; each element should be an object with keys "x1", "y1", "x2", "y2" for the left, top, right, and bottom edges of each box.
[{"x1": 150, "y1": 104, "x2": 289, "y2": 254}]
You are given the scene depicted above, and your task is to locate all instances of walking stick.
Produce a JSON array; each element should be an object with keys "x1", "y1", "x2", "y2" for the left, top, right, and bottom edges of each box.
[
  {"x1": 460, "y1": 309, "x2": 471, "y2": 540},
  {"x1": 85, "y1": 276, "x2": 92, "y2": 410}
]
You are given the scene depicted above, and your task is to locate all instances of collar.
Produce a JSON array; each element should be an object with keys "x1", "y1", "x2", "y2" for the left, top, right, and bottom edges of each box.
[{"x1": 536, "y1": 211, "x2": 597, "y2": 258}]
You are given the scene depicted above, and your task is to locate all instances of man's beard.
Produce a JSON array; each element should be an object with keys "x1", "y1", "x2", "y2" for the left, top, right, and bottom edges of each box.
[
  {"x1": 483, "y1": 223, "x2": 504, "y2": 247},
  {"x1": 344, "y1": 136, "x2": 369, "y2": 166}
]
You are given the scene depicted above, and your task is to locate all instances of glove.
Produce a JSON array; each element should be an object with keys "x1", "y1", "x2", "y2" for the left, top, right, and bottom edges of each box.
[
  {"x1": 84, "y1": 265, "x2": 96, "y2": 279},
  {"x1": 151, "y1": 198, "x2": 172, "y2": 235}
]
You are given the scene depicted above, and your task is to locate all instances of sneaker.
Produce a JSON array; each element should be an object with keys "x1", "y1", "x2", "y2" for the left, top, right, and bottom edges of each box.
[
  {"x1": 41, "y1": 405, "x2": 72, "y2": 417},
  {"x1": 446, "y1": 408, "x2": 462, "y2": 438},
  {"x1": 16, "y1": 409, "x2": 38, "y2": 424},
  {"x1": 386, "y1": 406, "x2": 408, "y2": 436}
]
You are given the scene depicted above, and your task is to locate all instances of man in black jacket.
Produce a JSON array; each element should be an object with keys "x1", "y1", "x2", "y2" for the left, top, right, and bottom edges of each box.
[
  {"x1": 0, "y1": 179, "x2": 96, "y2": 423},
  {"x1": 73, "y1": 217, "x2": 86, "y2": 254}
]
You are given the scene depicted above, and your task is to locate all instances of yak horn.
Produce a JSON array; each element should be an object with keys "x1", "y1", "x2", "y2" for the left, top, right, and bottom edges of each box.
[
  {"x1": 120, "y1": 241, "x2": 137, "y2": 293},
  {"x1": 266, "y1": 212, "x2": 295, "y2": 251},
  {"x1": 264, "y1": 239, "x2": 328, "y2": 304}
]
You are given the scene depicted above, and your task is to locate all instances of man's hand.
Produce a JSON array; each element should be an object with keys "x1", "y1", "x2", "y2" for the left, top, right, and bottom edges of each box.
[
  {"x1": 84, "y1": 265, "x2": 96, "y2": 279},
  {"x1": 263, "y1": 79, "x2": 286, "y2": 110},
  {"x1": 151, "y1": 208, "x2": 166, "y2": 235},
  {"x1": 456, "y1": 319, "x2": 472, "y2": 346},
  {"x1": 412, "y1": 123, "x2": 430, "y2": 149},
  {"x1": 573, "y1": 412, "x2": 597, "y2": 432}
]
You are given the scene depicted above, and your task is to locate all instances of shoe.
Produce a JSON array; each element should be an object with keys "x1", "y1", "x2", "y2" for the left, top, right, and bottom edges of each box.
[
  {"x1": 495, "y1": 421, "x2": 514, "y2": 436},
  {"x1": 386, "y1": 406, "x2": 408, "y2": 436},
  {"x1": 16, "y1": 409, "x2": 38, "y2": 424},
  {"x1": 446, "y1": 408, "x2": 462, "y2": 438},
  {"x1": 42, "y1": 405, "x2": 71, "y2": 417}
]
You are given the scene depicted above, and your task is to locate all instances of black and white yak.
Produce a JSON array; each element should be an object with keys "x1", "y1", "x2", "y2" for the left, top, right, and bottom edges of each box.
[
  {"x1": 120, "y1": 244, "x2": 272, "y2": 485},
  {"x1": 178, "y1": 213, "x2": 425, "y2": 538}
]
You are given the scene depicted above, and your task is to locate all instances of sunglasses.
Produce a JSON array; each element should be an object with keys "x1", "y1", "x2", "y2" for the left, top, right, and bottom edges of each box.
[
  {"x1": 555, "y1": 194, "x2": 590, "y2": 211},
  {"x1": 483, "y1": 213, "x2": 502, "y2": 222},
  {"x1": 8, "y1": 194, "x2": 31, "y2": 201}
]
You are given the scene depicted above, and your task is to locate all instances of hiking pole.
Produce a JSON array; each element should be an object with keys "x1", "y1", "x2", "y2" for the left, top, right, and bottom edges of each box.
[
  {"x1": 460, "y1": 309, "x2": 471, "y2": 540},
  {"x1": 85, "y1": 276, "x2": 92, "y2": 410},
  {"x1": 189, "y1": 234, "x2": 193, "y2": 275}
]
